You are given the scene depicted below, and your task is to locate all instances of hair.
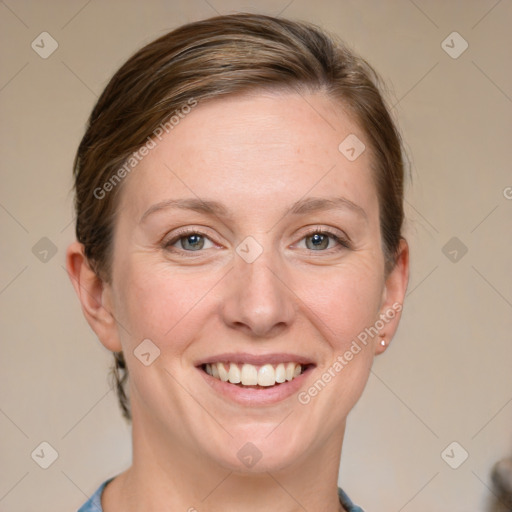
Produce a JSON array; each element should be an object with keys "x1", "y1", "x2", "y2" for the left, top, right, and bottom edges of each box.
[{"x1": 73, "y1": 13, "x2": 406, "y2": 421}]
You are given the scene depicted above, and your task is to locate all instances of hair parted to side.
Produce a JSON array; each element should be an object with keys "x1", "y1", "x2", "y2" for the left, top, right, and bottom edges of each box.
[{"x1": 73, "y1": 13, "x2": 406, "y2": 422}]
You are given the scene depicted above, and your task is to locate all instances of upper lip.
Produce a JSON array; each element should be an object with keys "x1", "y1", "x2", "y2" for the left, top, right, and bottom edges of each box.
[{"x1": 195, "y1": 352, "x2": 315, "y2": 367}]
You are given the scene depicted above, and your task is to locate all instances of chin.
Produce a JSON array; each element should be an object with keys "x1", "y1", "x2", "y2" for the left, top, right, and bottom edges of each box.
[{"x1": 207, "y1": 430, "x2": 305, "y2": 474}]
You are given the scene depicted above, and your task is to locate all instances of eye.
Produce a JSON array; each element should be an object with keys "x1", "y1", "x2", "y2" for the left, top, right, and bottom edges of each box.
[
  {"x1": 297, "y1": 229, "x2": 350, "y2": 251},
  {"x1": 164, "y1": 230, "x2": 215, "y2": 252}
]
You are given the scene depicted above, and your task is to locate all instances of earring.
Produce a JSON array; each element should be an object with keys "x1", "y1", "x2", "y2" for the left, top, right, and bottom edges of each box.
[{"x1": 380, "y1": 339, "x2": 386, "y2": 347}]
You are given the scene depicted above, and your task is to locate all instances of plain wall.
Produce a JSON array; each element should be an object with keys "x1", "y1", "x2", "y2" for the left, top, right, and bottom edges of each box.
[{"x1": 1, "y1": 1, "x2": 511, "y2": 511}]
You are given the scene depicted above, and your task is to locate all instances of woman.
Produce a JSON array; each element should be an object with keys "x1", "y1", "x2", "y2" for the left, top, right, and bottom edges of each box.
[{"x1": 67, "y1": 12, "x2": 409, "y2": 512}]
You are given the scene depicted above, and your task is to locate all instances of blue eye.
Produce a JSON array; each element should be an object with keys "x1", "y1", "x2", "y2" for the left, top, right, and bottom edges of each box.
[
  {"x1": 300, "y1": 230, "x2": 350, "y2": 251},
  {"x1": 179, "y1": 233, "x2": 205, "y2": 251},
  {"x1": 306, "y1": 232, "x2": 330, "y2": 250},
  {"x1": 165, "y1": 231, "x2": 215, "y2": 252}
]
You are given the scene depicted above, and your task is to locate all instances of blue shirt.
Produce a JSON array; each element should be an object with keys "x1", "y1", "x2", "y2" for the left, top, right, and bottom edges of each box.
[{"x1": 77, "y1": 478, "x2": 365, "y2": 511}]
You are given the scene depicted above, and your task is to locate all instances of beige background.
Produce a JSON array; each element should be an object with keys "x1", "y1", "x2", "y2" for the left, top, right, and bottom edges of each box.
[{"x1": 1, "y1": 1, "x2": 511, "y2": 511}]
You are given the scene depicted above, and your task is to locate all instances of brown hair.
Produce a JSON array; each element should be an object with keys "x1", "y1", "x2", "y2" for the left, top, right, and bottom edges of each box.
[{"x1": 73, "y1": 13, "x2": 406, "y2": 421}]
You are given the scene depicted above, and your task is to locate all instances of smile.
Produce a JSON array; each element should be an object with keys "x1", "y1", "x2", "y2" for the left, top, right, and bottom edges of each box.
[
  {"x1": 202, "y1": 362, "x2": 307, "y2": 387},
  {"x1": 195, "y1": 352, "x2": 315, "y2": 404}
]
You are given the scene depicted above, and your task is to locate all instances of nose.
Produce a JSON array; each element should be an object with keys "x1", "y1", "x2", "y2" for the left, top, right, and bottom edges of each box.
[{"x1": 220, "y1": 249, "x2": 296, "y2": 338}]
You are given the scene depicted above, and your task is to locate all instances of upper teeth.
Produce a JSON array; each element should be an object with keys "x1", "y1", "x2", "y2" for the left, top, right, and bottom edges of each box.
[{"x1": 205, "y1": 362, "x2": 303, "y2": 386}]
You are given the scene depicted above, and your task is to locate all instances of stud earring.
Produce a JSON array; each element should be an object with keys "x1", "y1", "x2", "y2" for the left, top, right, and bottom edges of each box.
[{"x1": 380, "y1": 339, "x2": 386, "y2": 347}]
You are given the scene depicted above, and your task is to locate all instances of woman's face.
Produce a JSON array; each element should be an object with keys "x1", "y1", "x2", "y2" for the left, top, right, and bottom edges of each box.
[{"x1": 96, "y1": 91, "x2": 408, "y2": 472}]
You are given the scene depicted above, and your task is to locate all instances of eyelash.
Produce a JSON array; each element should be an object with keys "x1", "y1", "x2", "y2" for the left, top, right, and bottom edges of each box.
[{"x1": 163, "y1": 226, "x2": 351, "y2": 256}]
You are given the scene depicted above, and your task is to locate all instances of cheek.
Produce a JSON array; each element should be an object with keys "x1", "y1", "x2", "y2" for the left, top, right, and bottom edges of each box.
[
  {"x1": 114, "y1": 262, "x2": 219, "y2": 349},
  {"x1": 295, "y1": 262, "x2": 384, "y2": 348}
]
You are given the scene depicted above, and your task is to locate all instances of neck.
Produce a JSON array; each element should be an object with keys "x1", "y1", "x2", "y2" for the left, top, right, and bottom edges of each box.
[{"x1": 105, "y1": 412, "x2": 346, "y2": 512}]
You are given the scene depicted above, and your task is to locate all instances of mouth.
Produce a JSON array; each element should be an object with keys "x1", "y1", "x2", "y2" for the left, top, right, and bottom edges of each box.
[
  {"x1": 199, "y1": 361, "x2": 313, "y2": 388},
  {"x1": 194, "y1": 353, "x2": 316, "y2": 404}
]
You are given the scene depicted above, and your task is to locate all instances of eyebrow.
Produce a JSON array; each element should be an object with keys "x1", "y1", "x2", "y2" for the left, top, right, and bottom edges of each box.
[
  {"x1": 289, "y1": 196, "x2": 367, "y2": 219},
  {"x1": 140, "y1": 196, "x2": 367, "y2": 223},
  {"x1": 140, "y1": 198, "x2": 229, "y2": 223}
]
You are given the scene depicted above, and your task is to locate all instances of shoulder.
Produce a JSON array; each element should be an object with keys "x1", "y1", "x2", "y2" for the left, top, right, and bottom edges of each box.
[
  {"x1": 338, "y1": 486, "x2": 366, "y2": 512},
  {"x1": 77, "y1": 478, "x2": 114, "y2": 512}
]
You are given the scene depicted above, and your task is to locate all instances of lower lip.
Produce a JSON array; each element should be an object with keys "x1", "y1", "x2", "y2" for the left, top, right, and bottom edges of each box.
[{"x1": 197, "y1": 366, "x2": 314, "y2": 406}]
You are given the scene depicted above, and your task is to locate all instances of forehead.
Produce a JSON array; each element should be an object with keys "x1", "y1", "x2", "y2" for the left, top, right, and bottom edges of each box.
[{"x1": 118, "y1": 91, "x2": 378, "y2": 221}]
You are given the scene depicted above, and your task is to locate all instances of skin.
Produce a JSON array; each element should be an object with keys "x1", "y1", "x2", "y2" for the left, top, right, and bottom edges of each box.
[{"x1": 67, "y1": 90, "x2": 409, "y2": 512}]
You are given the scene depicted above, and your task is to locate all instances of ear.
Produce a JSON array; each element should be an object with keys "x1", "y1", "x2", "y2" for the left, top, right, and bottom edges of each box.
[
  {"x1": 375, "y1": 238, "x2": 409, "y2": 355},
  {"x1": 65, "y1": 241, "x2": 122, "y2": 352}
]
